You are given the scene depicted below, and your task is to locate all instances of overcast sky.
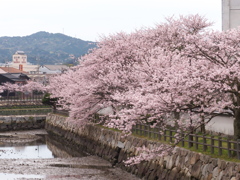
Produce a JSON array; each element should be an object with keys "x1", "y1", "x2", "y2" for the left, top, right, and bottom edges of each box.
[{"x1": 0, "y1": 0, "x2": 222, "y2": 41}]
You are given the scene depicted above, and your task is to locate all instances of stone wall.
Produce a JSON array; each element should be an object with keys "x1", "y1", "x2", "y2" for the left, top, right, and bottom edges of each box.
[
  {"x1": 0, "y1": 115, "x2": 46, "y2": 131},
  {"x1": 45, "y1": 114, "x2": 240, "y2": 180}
]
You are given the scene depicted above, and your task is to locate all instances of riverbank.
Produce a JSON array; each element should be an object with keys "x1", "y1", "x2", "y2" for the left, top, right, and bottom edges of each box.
[
  {"x1": 45, "y1": 113, "x2": 240, "y2": 180},
  {"x1": 0, "y1": 115, "x2": 45, "y2": 131},
  {"x1": 0, "y1": 129, "x2": 140, "y2": 180}
]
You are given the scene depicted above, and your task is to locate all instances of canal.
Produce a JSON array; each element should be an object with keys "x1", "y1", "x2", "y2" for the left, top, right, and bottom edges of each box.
[{"x1": 0, "y1": 129, "x2": 139, "y2": 180}]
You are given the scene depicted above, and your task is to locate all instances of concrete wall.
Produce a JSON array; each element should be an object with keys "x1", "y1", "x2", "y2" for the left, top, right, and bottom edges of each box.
[
  {"x1": 45, "y1": 114, "x2": 240, "y2": 180},
  {"x1": 0, "y1": 115, "x2": 46, "y2": 131},
  {"x1": 222, "y1": 0, "x2": 240, "y2": 30}
]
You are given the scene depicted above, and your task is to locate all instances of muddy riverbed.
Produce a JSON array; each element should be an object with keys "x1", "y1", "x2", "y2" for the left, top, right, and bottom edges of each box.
[{"x1": 0, "y1": 129, "x2": 140, "y2": 180}]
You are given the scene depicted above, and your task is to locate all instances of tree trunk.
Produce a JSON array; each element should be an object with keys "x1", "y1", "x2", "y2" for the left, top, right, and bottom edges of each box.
[
  {"x1": 234, "y1": 81, "x2": 240, "y2": 140},
  {"x1": 200, "y1": 116, "x2": 206, "y2": 134},
  {"x1": 174, "y1": 111, "x2": 180, "y2": 128},
  {"x1": 234, "y1": 108, "x2": 240, "y2": 140}
]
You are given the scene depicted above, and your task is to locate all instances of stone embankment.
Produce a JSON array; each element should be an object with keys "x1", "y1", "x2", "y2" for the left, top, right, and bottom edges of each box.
[
  {"x1": 45, "y1": 114, "x2": 240, "y2": 180},
  {"x1": 0, "y1": 115, "x2": 45, "y2": 131}
]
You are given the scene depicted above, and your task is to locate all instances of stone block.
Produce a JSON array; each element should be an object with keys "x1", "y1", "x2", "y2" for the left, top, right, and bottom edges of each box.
[
  {"x1": 168, "y1": 167, "x2": 179, "y2": 180},
  {"x1": 166, "y1": 154, "x2": 177, "y2": 169},
  {"x1": 45, "y1": 114, "x2": 240, "y2": 180},
  {"x1": 212, "y1": 167, "x2": 219, "y2": 178},
  {"x1": 201, "y1": 164, "x2": 208, "y2": 177},
  {"x1": 191, "y1": 160, "x2": 202, "y2": 178},
  {"x1": 117, "y1": 141, "x2": 125, "y2": 148},
  {"x1": 207, "y1": 163, "x2": 214, "y2": 173},
  {"x1": 190, "y1": 153, "x2": 200, "y2": 165},
  {"x1": 199, "y1": 153, "x2": 210, "y2": 164}
]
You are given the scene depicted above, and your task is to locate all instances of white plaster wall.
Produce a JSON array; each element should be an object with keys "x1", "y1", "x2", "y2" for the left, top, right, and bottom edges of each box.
[
  {"x1": 222, "y1": 0, "x2": 240, "y2": 30},
  {"x1": 205, "y1": 115, "x2": 234, "y2": 135},
  {"x1": 12, "y1": 53, "x2": 27, "y2": 64},
  {"x1": 38, "y1": 66, "x2": 60, "y2": 74}
]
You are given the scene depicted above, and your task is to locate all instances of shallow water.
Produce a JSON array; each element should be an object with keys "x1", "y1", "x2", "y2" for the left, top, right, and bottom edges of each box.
[
  {"x1": 0, "y1": 129, "x2": 139, "y2": 180},
  {"x1": 0, "y1": 144, "x2": 54, "y2": 159},
  {"x1": 0, "y1": 173, "x2": 44, "y2": 180},
  {"x1": 0, "y1": 132, "x2": 54, "y2": 159},
  {"x1": 0, "y1": 130, "x2": 86, "y2": 159}
]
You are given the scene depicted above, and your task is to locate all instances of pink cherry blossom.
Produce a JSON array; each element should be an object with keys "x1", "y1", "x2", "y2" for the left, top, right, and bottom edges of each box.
[{"x1": 5, "y1": 14, "x2": 240, "y2": 164}]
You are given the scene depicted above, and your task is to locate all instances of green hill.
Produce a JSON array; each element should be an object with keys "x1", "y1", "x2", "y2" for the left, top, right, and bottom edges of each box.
[{"x1": 0, "y1": 31, "x2": 97, "y2": 65}]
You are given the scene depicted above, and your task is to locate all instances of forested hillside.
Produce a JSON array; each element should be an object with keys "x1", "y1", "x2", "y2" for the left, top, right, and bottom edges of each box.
[{"x1": 0, "y1": 31, "x2": 97, "y2": 65}]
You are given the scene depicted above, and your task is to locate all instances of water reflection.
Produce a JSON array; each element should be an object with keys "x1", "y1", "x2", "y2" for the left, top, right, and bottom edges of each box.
[
  {"x1": 0, "y1": 145, "x2": 54, "y2": 159},
  {"x1": 0, "y1": 132, "x2": 86, "y2": 159},
  {"x1": 46, "y1": 135, "x2": 87, "y2": 158},
  {"x1": 0, "y1": 173, "x2": 44, "y2": 179}
]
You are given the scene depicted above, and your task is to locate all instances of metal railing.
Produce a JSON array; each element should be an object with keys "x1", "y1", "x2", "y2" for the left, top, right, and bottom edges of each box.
[
  {"x1": 0, "y1": 91, "x2": 44, "y2": 104},
  {"x1": 52, "y1": 109, "x2": 69, "y2": 116}
]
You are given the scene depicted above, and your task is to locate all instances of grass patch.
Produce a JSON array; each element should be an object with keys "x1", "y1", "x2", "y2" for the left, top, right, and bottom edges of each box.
[
  {"x1": 0, "y1": 107, "x2": 52, "y2": 115},
  {"x1": 131, "y1": 125, "x2": 240, "y2": 163},
  {"x1": 97, "y1": 124, "x2": 240, "y2": 163},
  {"x1": 0, "y1": 105, "x2": 52, "y2": 109}
]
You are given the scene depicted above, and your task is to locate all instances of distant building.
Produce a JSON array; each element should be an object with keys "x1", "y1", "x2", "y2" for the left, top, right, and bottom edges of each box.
[
  {"x1": 0, "y1": 73, "x2": 30, "y2": 97},
  {"x1": 0, "y1": 73, "x2": 30, "y2": 85},
  {"x1": 1, "y1": 51, "x2": 70, "y2": 76},
  {"x1": 10, "y1": 51, "x2": 39, "y2": 74},
  {"x1": 38, "y1": 65, "x2": 69, "y2": 74},
  {"x1": 27, "y1": 74, "x2": 52, "y2": 85},
  {"x1": 222, "y1": 0, "x2": 240, "y2": 30},
  {"x1": 0, "y1": 67, "x2": 27, "y2": 74},
  {"x1": 12, "y1": 51, "x2": 27, "y2": 65}
]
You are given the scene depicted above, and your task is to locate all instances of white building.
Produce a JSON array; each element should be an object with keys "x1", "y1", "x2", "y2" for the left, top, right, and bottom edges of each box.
[
  {"x1": 2, "y1": 51, "x2": 70, "y2": 75},
  {"x1": 38, "y1": 65, "x2": 69, "y2": 74},
  {"x1": 222, "y1": 0, "x2": 240, "y2": 30},
  {"x1": 10, "y1": 51, "x2": 39, "y2": 74},
  {"x1": 12, "y1": 51, "x2": 27, "y2": 65}
]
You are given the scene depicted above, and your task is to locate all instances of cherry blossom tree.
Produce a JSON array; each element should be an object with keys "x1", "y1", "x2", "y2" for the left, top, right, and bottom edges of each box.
[{"x1": 5, "y1": 14, "x2": 240, "y2": 164}]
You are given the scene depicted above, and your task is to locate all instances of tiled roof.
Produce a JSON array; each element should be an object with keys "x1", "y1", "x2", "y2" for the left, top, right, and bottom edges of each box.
[
  {"x1": 0, "y1": 67, "x2": 28, "y2": 74},
  {"x1": 0, "y1": 73, "x2": 28, "y2": 82},
  {"x1": 15, "y1": 51, "x2": 25, "y2": 55},
  {"x1": 43, "y1": 65, "x2": 69, "y2": 71}
]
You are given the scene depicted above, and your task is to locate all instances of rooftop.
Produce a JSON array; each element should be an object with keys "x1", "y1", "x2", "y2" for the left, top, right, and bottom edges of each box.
[
  {"x1": 15, "y1": 51, "x2": 26, "y2": 55},
  {"x1": 42, "y1": 65, "x2": 69, "y2": 71},
  {"x1": 0, "y1": 67, "x2": 28, "y2": 74},
  {"x1": 0, "y1": 73, "x2": 29, "y2": 82}
]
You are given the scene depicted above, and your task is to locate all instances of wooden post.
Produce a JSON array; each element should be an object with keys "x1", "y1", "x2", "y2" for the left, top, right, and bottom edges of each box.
[
  {"x1": 153, "y1": 127, "x2": 156, "y2": 139},
  {"x1": 144, "y1": 125, "x2": 147, "y2": 137},
  {"x1": 170, "y1": 130, "x2": 173, "y2": 142},
  {"x1": 227, "y1": 136, "x2": 231, "y2": 157},
  {"x1": 188, "y1": 133, "x2": 193, "y2": 148},
  {"x1": 158, "y1": 127, "x2": 161, "y2": 141},
  {"x1": 164, "y1": 130, "x2": 167, "y2": 141},
  {"x1": 148, "y1": 125, "x2": 151, "y2": 138},
  {"x1": 237, "y1": 139, "x2": 240, "y2": 159},
  {"x1": 218, "y1": 136, "x2": 222, "y2": 156},
  {"x1": 211, "y1": 135, "x2": 214, "y2": 154},
  {"x1": 181, "y1": 132, "x2": 185, "y2": 147},
  {"x1": 195, "y1": 136, "x2": 198, "y2": 150},
  {"x1": 140, "y1": 125, "x2": 143, "y2": 136},
  {"x1": 203, "y1": 134, "x2": 207, "y2": 151},
  {"x1": 135, "y1": 124, "x2": 138, "y2": 135}
]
